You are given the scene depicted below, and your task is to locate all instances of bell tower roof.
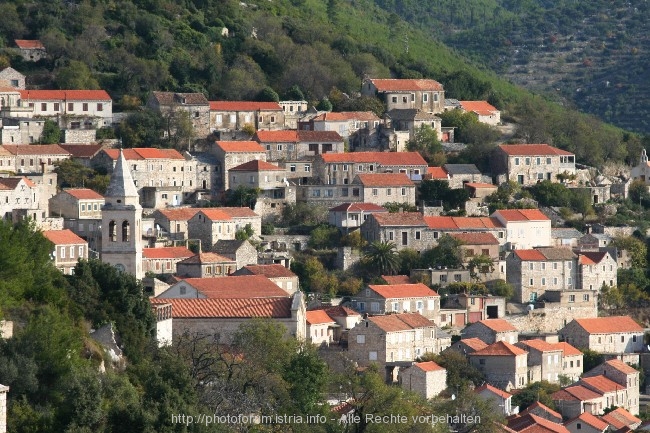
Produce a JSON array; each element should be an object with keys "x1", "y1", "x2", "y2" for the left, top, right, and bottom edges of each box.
[{"x1": 105, "y1": 149, "x2": 139, "y2": 198}]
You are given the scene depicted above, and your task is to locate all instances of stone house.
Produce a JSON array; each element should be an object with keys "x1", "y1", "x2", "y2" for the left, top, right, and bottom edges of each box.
[
  {"x1": 309, "y1": 305, "x2": 362, "y2": 343},
  {"x1": 362, "y1": 78, "x2": 445, "y2": 113},
  {"x1": 559, "y1": 316, "x2": 644, "y2": 354},
  {"x1": 151, "y1": 290, "x2": 306, "y2": 342},
  {"x1": 423, "y1": 215, "x2": 506, "y2": 246},
  {"x1": 462, "y1": 319, "x2": 519, "y2": 344},
  {"x1": 551, "y1": 227, "x2": 583, "y2": 248},
  {"x1": 213, "y1": 239, "x2": 258, "y2": 270},
  {"x1": 348, "y1": 313, "x2": 450, "y2": 368},
  {"x1": 219, "y1": 207, "x2": 262, "y2": 239},
  {"x1": 314, "y1": 151, "x2": 428, "y2": 186},
  {"x1": 516, "y1": 401, "x2": 562, "y2": 424},
  {"x1": 16, "y1": 89, "x2": 113, "y2": 128},
  {"x1": 600, "y1": 407, "x2": 642, "y2": 430},
  {"x1": 554, "y1": 342, "x2": 584, "y2": 382},
  {"x1": 492, "y1": 144, "x2": 576, "y2": 186},
  {"x1": 412, "y1": 267, "x2": 472, "y2": 289},
  {"x1": 399, "y1": 361, "x2": 447, "y2": 399},
  {"x1": 0, "y1": 116, "x2": 45, "y2": 144},
  {"x1": 328, "y1": 202, "x2": 387, "y2": 233},
  {"x1": 305, "y1": 310, "x2": 337, "y2": 346},
  {"x1": 187, "y1": 209, "x2": 236, "y2": 251},
  {"x1": 49, "y1": 188, "x2": 104, "y2": 220},
  {"x1": 43, "y1": 229, "x2": 88, "y2": 275},
  {"x1": 142, "y1": 246, "x2": 193, "y2": 275},
  {"x1": 151, "y1": 208, "x2": 200, "y2": 241},
  {"x1": 442, "y1": 164, "x2": 484, "y2": 189},
  {"x1": 582, "y1": 359, "x2": 640, "y2": 415},
  {"x1": 302, "y1": 111, "x2": 381, "y2": 139},
  {"x1": 464, "y1": 182, "x2": 498, "y2": 200},
  {"x1": 157, "y1": 274, "x2": 287, "y2": 299},
  {"x1": 59, "y1": 144, "x2": 104, "y2": 168},
  {"x1": 552, "y1": 385, "x2": 606, "y2": 420},
  {"x1": 516, "y1": 339, "x2": 564, "y2": 384},
  {"x1": 2, "y1": 144, "x2": 71, "y2": 174},
  {"x1": 506, "y1": 247, "x2": 578, "y2": 304},
  {"x1": 459, "y1": 101, "x2": 501, "y2": 125},
  {"x1": 147, "y1": 91, "x2": 210, "y2": 137},
  {"x1": 15, "y1": 39, "x2": 46, "y2": 61},
  {"x1": 279, "y1": 100, "x2": 308, "y2": 129},
  {"x1": 232, "y1": 264, "x2": 299, "y2": 295},
  {"x1": 449, "y1": 232, "x2": 504, "y2": 283},
  {"x1": 442, "y1": 293, "x2": 507, "y2": 323},
  {"x1": 492, "y1": 209, "x2": 552, "y2": 250},
  {"x1": 175, "y1": 252, "x2": 237, "y2": 278},
  {"x1": 507, "y1": 414, "x2": 569, "y2": 432},
  {"x1": 469, "y1": 341, "x2": 528, "y2": 390},
  {"x1": 209, "y1": 101, "x2": 285, "y2": 134},
  {"x1": 474, "y1": 384, "x2": 517, "y2": 416},
  {"x1": 384, "y1": 109, "x2": 442, "y2": 141},
  {"x1": 211, "y1": 140, "x2": 266, "y2": 190},
  {"x1": 578, "y1": 251, "x2": 617, "y2": 290},
  {"x1": 353, "y1": 173, "x2": 416, "y2": 207},
  {"x1": 580, "y1": 375, "x2": 633, "y2": 416},
  {"x1": 0, "y1": 67, "x2": 25, "y2": 89},
  {"x1": 0, "y1": 176, "x2": 40, "y2": 221},
  {"x1": 424, "y1": 166, "x2": 450, "y2": 181},
  {"x1": 253, "y1": 130, "x2": 345, "y2": 162},
  {"x1": 360, "y1": 212, "x2": 430, "y2": 252},
  {"x1": 445, "y1": 337, "x2": 488, "y2": 357},
  {"x1": 564, "y1": 412, "x2": 609, "y2": 433},
  {"x1": 350, "y1": 283, "x2": 440, "y2": 320},
  {"x1": 630, "y1": 149, "x2": 650, "y2": 186}
]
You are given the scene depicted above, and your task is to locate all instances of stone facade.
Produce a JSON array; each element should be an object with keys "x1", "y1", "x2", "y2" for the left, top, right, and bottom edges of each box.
[
  {"x1": 559, "y1": 316, "x2": 645, "y2": 354},
  {"x1": 462, "y1": 319, "x2": 518, "y2": 344},
  {"x1": 0, "y1": 176, "x2": 40, "y2": 221},
  {"x1": 210, "y1": 141, "x2": 266, "y2": 190},
  {"x1": 492, "y1": 144, "x2": 576, "y2": 186},
  {"x1": 0, "y1": 117, "x2": 45, "y2": 144},
  {"x1": 399, "y1": 362, "x2": 447, "y2": 399},
  {"x1": 361, "y1": 78, "x2": 445, "y2": 113},
  {"x1": 187, "y1": 210, "x2": 236, "y2": 252},
  {"x1": 578, "y1": 251, "x2": 617, "y2": 290},
  {"x1": 209, "y1": 101, "x2": 285, "y2": 133},
  {"x1": 43, "y1": 229, "x2": 89, "y2": 275},
  {"x1": 361, "y1": 212, "x2": 432, "y2": 252},
  {"x1": 583, "y1": 359, "x2": 640, "y2": 415},
  {"x1": 15, "y1": 89, "x2": 113, "y2": 127},
  {"x1": 175, "y1": 253, "x2": 238, "y2": 278},
  {"x1": 148, "y1": 92, "x2": 211, "y2": 138},
  {"x1": 254, "y1": 130, "x2": 345, "y2": 162},
  {"x1": 351, "y1": 283, "x2": 440, "y2": 320},
  {"x1": 469, "y1": 341, "x2": 528, "y2": 390},
  {"x1": 0, "y1": 67, "x2": 25, "y2": 88},
  {"x1": 49, "y1": 188, "x2": 104, "y2": 220},
  {"x1": 516, "y1": 340, "x2": 564, "y2": 384},
  {"x1": 62, "y1": 128, "x2": 97, "y2": 144},
  {"x1": 213, "y1": 239, "x2": 258, "y2": 270}
]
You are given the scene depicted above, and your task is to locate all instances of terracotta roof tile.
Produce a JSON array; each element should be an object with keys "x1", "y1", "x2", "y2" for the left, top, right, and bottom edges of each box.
[
  {"x1": 553, "y1": 385, "x2": 601, "y2": 401},
  {"x1": 313, "y1": 111, "x2": 380, "y2": 122},
  {"x1": 450, "y1": 232, "x2": 499, "y2": 245},
  {"x1": 459, "y1": 101, "x2": 498, "y2": 113},
  {"x1": 42, "y1": 229, "x2": 86, "y2": 245},
  {"x1": 196, "y1": 209, "x2": 233, "y2": 221},
  {"x1": 103, "y1": 148, "x2": 184, "y2": 160},
  {"x1": 152, "y1": 91, "x2": 208, "y2": 105},
  {"x1": 475, "y1": 383, "x2": 511, "y2": 399},
  {"x1": 142, "y1": 247, "x2": 193, "y2": 259},
  {"x1": 517, "y1": 339, "x2": 563, "y2": 353},
  {"x1": 603, "y1": 359, "x2": 638, "y2": 375},
  {"x1": 513, "y1": 249, "x2": 548, "y2": 261},
  {"x1": 600, "y1": 408, "x2": 641, "y2": 430},
  {"x1": 229, "y1": 160, "x2": 283, "y2": 171},
  {"x1": 218, "y1": 207, "x2": 259, "y2": 218},
  {"x1": 209, "y1": 101, "x2": 281, "y2": 111},
  {"x1": 311, "y1": 305, "x2": 361, "y2": 318},
  {"x1": 367, "y1": 313, "x2": 433, "y2": 332},
  {"x1": 19, "y1": 89, "x2": 111, "y2": 101},
  {"x1": 320, "y1": 151, "x2": 427, "y2": 166},
  {"x1": 426, "y1": 166, "x2": 449, "y2": 179},
  {"x1": 459, "y1": 337, "x2": 489, "y2": 351},
  {"x1": 414, "y1": 361, "x2": 445, "y2": 372},
  {"x1": 64, "y1": 188, "x2": 104, "y2": 200},
  {"x1": 498, "y1": 144, "x2": 573, "y2": 157},
  {"x1": 424, "y1": 216, "x2": 503, "y2": 230},
  {"x1": 0, "y1": 177, "x2": 35, "y2": 190},
  {"x1": 297, "y1": 130, "x2": 343, "y2": 142},
  {"x1": 355, "y1": 173, "x2": 413, "y2": 186},
  {"x1": 470, "y1": 341, "x2": 526, "y2": 356},
  {"x1": 579, "y1": 251, "x2": 609, "y2": 265},
  {"x1": 254, "y1": 130, "x2": 299, "y2": 142},
  {"x1": 306, "y1": 310, "x2": 336, "y2": 325},
  {"x1": 329, "y1": 203, "x2": 387, "y2": 212},
  {"x1": 2, "y1": 144, "x2": 70, "y2": 155},
  {"x1": 215, "y1": 141, "x2": 266, "y2": 153},
  {"x1": 572, "y1": 316, "x2": 643, "y2": 334},
  {"x1": 372, "y1": 212, "x2": 427, "y2": 227},
  {"x1": 173, "y1": 275, "x2": 289, "y2": 298},
  {"x1": 465, "y1": 182, "x2": 498, "y2": 189},
  {"x1": 59, "y1": 144, "x2": 104, "y2": 158},
  {"x1": 236, "y1": 264, "x2": 297, "y2": 278},
  {"x1": 369, "y1": 283, "x2": 438, "y2": 299},
  {"x1": 369, "y1": 78, "x2": 444, "y2": 92},
  {"x1": 549, "y1": 342, "x2": 582, "y2": 356},
  {"x1": 177, "y1": 252, "x2": 236, "y2": 264},
  {"x1": 494, "y1": 209, "x2": 550, "y2": 221},
  {"x1": 477, "y1": 319, "x2": 518, "y2": 332},
  {"x1": 150, "y1": 297, "x2": 292, "y2": 318},
  {"x1": 566, "y1": 412, "x2": 609, "y2": 431},
  {"x1": 580, "y1": 375, "x2": 622, "y2": 393},
  {"x1": 157, "y1": 208, "x2": 200, "y2": 221},
  {"x1": 507, "y1": 413, "x2": 569, "y2": 433},
  {"x1": 15, "y1": 39, "x2": 45, "y2": 49},
  {"x1": 380, "y1": 275, "x2": 411, "y2": 285},
  {"x1": 519, "y1": 402, "x2": 562, "y2": 421}
]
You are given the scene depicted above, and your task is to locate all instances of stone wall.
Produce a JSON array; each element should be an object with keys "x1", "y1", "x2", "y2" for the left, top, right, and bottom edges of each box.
[
  {"x1": 337, "y1": 246, "x2": 362, "y2": 271},
  {"x1": 63, "y1": 128, "x2": 96, "y2": 143},
  {"x1": 505, "y1": 304, "x2": 597, "y2": 334}
]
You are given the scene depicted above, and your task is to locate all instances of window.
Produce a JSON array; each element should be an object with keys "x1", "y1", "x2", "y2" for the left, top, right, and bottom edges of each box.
[
  {"x1": 82, "y1": 103, "x2": 88, "y2": 111},
  {"x1": 41, "y1": 102, "x2": 46, "y2": 111},
  {"x1": 479, "y1": 359, "x2": 485, "y2": 365},
  {"x1": 529, "y1": 279, "x2": 534, "y2": 286},
  {"x1": 356, "y1": 335, "x2": 365, "y2": 344},
  {"x1": 568, "y1": 262, "x2": 572, "y2": 269},
  {"x1": 343, "y1": 164, "x2": 349, "y2": 171},
  {"x1": 546, "y1": 157, "x2": 552, "y2": 164},
  {"x1": 525, "y1": 157, "x2": 531, "y2": 165},
  {"x1": 553, "y1": 277, "x2": 558, "y2": 285},
  {"x1": 388, "y1": 231, "x2": 394, "y2": 241},
  {"x1": 553, "y1": 262, "x2": 558, "y2": 270},
  {"x1": 401, "y1": 187, "x2": 406, "y2": 196},
  {"x1": 583, "y1": 294, "x2": 589, "y2": 301},
  {"x1": 270, "y1": 116, "x2": 275, "y2": 123},
  {"x1": 402, "y1": 96, "x2": 408, "y2": 103},
  {"x1": 541, "y1": 278, "x2": 546, "y2": 285},
  {"x1": 97, "y1": 103, "x2": 103, "y2": 111},
  {"x1": 415, "y1": 231, "x2": 421, "y2": 240},
  {"x1": 216, "y1": 114, "x2": 223, "y2": 124},
  {"x1": 122, "y1": 221, "x2": 130, "y2": 242},
  {"x1": 568, "y1": 277, "x2": 572, "y2": 285},
  {"x1": 541, "y1": 263, "x2": 546, "y2": 270},
  {"x1": 81, "y1": 204, "x2": 86, "y2": 211},
  {"x1": 401, "y1": 231, "x2": 408, "y2": 246},
  {"x1": 369, "y1": 351, "x2": 377, "y2": 361},
  {"x1": 392, "y1": 96, "x2": 397, "y2": 103},
  {"x1": 68, "y1": 102, "x2": 74, "y2": 111},
  {"x1": 536, "y1": 157, "x2": 541, "y2": 165},
  {"x1": 515, "y1": 158, "x2": 520, "y2": 166},
  {"x1": 372, "y1": 188, "x2": 378, "y2": 196},
  {"x1": 529, "y1": 263, "x2": 534, "y2": 270},
  {"x1": 304, "y1": 164, "x2": 311, "y2": 172},
  {"x1": 277, "y1": 144, "x2": 283, "y2": 151},
  {"x1": 60, "y1": 247, "x2": 66, "y2": 259},
  {"x1": 386, "y1": 188, "x2": 391, "y2": 195},
  {"x1": 358, "y1": 164, "x2": 364, "y2": 171},
  {"x1": 423, "y1": 93, "x2": 428, "y2": 102},
  {"x1": 312, "y1": 189, "x2": 320, "y2": 197},
  {"x1": 53, "y1": 102, "x2": 59, "y2": 111},
  {"x1": 341, "y1": 188, "x2": 349, "y2": 197},
  {"x1": 352, "y1": 188, "x2": 360, "y2": 197}
]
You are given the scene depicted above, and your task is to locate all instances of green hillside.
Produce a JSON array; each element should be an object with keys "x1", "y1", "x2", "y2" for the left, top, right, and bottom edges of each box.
[{"x1": 0, "y1": 0, "x2": 646, "y2": 166}]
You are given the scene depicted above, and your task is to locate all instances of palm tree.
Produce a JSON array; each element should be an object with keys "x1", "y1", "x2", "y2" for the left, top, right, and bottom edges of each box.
[{"x1": 363, "y1": 241, "x2": 399, "y2": 276}]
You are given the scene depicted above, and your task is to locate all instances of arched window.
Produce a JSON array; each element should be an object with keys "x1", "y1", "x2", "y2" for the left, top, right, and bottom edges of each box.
[
  {"x1": 109, "y1": 220, "x2": 117, "y2": 242},
  {"x1": 122, "y1": 220, "x2": 130, "y2": 242}
]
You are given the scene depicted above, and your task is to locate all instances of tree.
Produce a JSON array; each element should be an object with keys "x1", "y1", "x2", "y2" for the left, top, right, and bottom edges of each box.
[
  {"x1": 426, "y1": 351, "x2": 485, "y2": 391},
  {"x1": 40, "y1": 120, "x2": 61, "y2": 144},
  {"x1": 309, "y1": 224, "x2": 341, "y2": 249},
  {"x1": 116, "y1": 109, "x2": 164, "y2": 148},
  {"x1": 256, "y1": 86, "x2": 280, "y2": 102},
  {"x1": 53, "y1": 159, "x2": 93, "y2": 189},
  {"x1": 235, "y1": 223, "x2": 254, "y2": 240},
  {"x1": 512, "y1": 381, "x2": 560, "y2": 412},
  {"x1": 397, "y1": 248, "x2": 422, "y2": 275},
  {"x1": 581, "y1": 349, "x2": 604, "y2": 374},
  {"x1": 420, "y1": 180, "x2": 469, "y2": 210},
  {"x1": 316, "y1": 98, "x2": 332, "y2": 111},
  {"x1": 529, "y1": 181, "x2": 571, "y2": 207},
  {"x1": 382, "y1": 202, "x2": 417, "y2": 213},
  {"x1": 282, "y1": 345, "x2": 328, "y2": 414},
  {"x1": 54, "y1": 60, "x2": 100, "y2": 89},
  {"x1": 406, "y1": 124, "x2": 443, "y2": 164},
  {"x1": 224, "y1": 186, "x2": 260, "y2": 209},
  {"x1": 282, "y1": 85, "x2": 305, "y2": 101},
  {"x1": 363, "y1": 241, "x2": 400, "y2": 276},
  {"x1": 489, "y1": 279, "x2": 514, "y2": 299},
  {"x1": 468, "y1": 255, "x2": 495, "y2": 282},
  {"x1": 611, "y1": 236, "x2": 647, "y2": 268},
  {"x1": 421, "y1": 234, "x2": 464, "y2": 269}
]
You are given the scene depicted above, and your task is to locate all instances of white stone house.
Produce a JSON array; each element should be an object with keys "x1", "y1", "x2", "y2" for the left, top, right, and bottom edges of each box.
[
  {"x1": 304, "y1": 111, "x2": 381, "y2": 139},
  {"x1": 231, "y1": 264, "x2": 299, "y2": 295},
  {"x1": 351, "y1": 283, "x2": 440, "y2": 320},
  {"x1": 43, "y1": 229, "x2": 88, "y2": 275},
  {"x1": 15, "y1": 39, "x2": 46, "y2": 61},
  {"x1": 462, "y1": 319, "x2": 519, "y2": 345},
  {"x1": 253, "y1": 129, "x2": 345, "y2": 161},
  {"x1": 0, "y1": 67, "x2": 25, "y2": 89},
  {"x1": 492, "y1": 209, "x2": 552, "y2": 250},
  {"x1": 328, "y1": 202, "x2": 387, "y2": 233},
  {"x1": 305, "y1": 310, "x2": 337, "y2": 346},
  {"x1": 361, "y1": 78, "x2": 445, "y2": 113},
  {"x1": 0, "y1": 176, "x2": 40, "y2": 221},
  {"x1": 211, "y1": 140, "x2": 266, "y2": 190},
  {"x1": 559, "y1": 316, "x2": 644, "y2": 354},
  {"x1": 209, "y1": 101, "x2": 285, "y2": 133},
  {"x1": 142, "y1": 246, "x2": 193, "y2": 275},
  {"x1": 458, "y1": 101, "x2": 501, "y2": 125},
  {"x1": 492, "y1": 144, "x2": 576, "y2": 186},
  {"x1": 16, "y1": 89, "x2": 112, "y2": 127},
  {"x1": 360, "y1": 212, "x2": 430, "y2": 252},
  {"x1": 314, "y1": 151, "x2": 428, "y2": 185},
  {"x1": 582, "y1": 359, "x2": 640, "y2": 415},
  {"x1": 578, "y1": 251, "x2": 617, "y2": 290},
  {"x1": 187, "y1": 209, "x2": 236, "y2": 251},
  {"x1": 147, "y1": 91, "x2": 210, "y2": 137}
]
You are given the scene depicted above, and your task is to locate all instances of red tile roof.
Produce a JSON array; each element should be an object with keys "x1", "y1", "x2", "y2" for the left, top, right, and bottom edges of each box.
[
  {"x1": 459, "y1": 337, "x2": 489, "y2": 351},
  {"x1": 494, "y1": 209, "x2": 550, "y2": 222},
  {"x1": 471, "y1": 341, "x2": 526, "y2": 356},
  {"x1": 311, "y1": 305, "x2": 361, "y2": 318},
  {"x1": 142, "y1": 247, "x2": 193, "y2": 259},
  {"x1": 103, "y1": 148, "x2": 184, "y2": 160},
  {"x1": 572, "y1": 316, "x2": 643, "y2": 334},
  {"x1": 380, "y1": 275, "x2": 411, "y2": 285},
  {"x1": 372, "y1": 212, "x2": 427, "y2": 227},
  {"x1": 0, "y1": 177, "x2": 36, "y2": 190},
  {"x1": 156, "y1": 208, "x2": 200, "y2": 221},
  {"x1": 254, "y1": 130, "x2": 299, "y2": 142},
  {"x1": 600, "y1": 408, "x2": 641, "y2": 430},
  {"x1": 197, "y1": 209, "x2": 233, "y2": 221},
  {"x1": 459, "y1": 101, "x2": 498, "y2": 113},
  {"x1": 215, "y1": 141, "x2": 266, "y2": 153},
  {"x1": 306, "y1": 310, "x2": 336, "y2": 325},
  {"x1": 329, "y1": 203, "x2": 387, "y2": 212},
  {"x1": 15, "y1": 39, "x2": 45, "y2": 49},
  {"x1": 238, "y1": 264, "x2": 297, "y2": 278},
  {"x1": 566, "y1": 412, "x2": 609, "y2": 431},
  {"x1": 423, "y1": 216, "x2": 503, "y2": 230},
  {"x1": 497, "y1": 144, "x2": 574, "y2": 157},
  {"x1": 297, "y1": 130, "x2": 343, "y2": 142},
  {"x1": 177, "y1": 252, "x2": 235, "y2": 264},
  {"x1": 552, "y1": 385, "x2": 602, "y2": 401},
  {"x1": 368, "y1": 283, "x2": 438, "y2": 299},
  {"x1": 475, "y1": 383, "x2": 511, "y2": 399},
  {"x1": 415, "y1": 361, "x2": 445, "y2": 372},
  {"x1": 426, "y1": 166, "x2": 449, "y2": 179},
  {"x1": 507, "y1": 413, "x2": 569, "y2": 433},
  {"x1": 513, "y1": 249, "x2": 548, "y2": 261},
  {"x1": 578, "y1": 251, "x2": 609, "y2": 266},
  {"x1": 175, "y1": 275, "x2": 288, "y2": 298},
  {"x1": 356, "y1": 173, "x2": 413, "y2": 186},
  {"x1": 59, "y1": 144, "x2": 104, "y2": 158},
  {"x1": 603, "y1": 359, "x2": 639, "y2": 375},
  {"x1": 369, "y1": 78, "x2": 443, "y2": 92},
  {"x1": 519, "y1": 402, "x2": 562, "y2": 421},
  {"x1": 477, "y1": 319, "x2": 518, "y2": 332},
  {"x1": 320, "y1": 151, "x2": 427, "y2": 166},
  {"x1": 313, "y1": 111, "x2": 380, "y2": 122},
  {"x1": 517, "y1": 339, "x2": 563, "y2": 353},
  {"x1": 549, "y1": 342, "x2": 582, "y2": 356},
  {"x1": 367, "y1": 313, "x2": 433, "y2": 332},
  {"x1": 450, "y1": 232, "x2": 499, "y2": 245},
  {"x1": 209, "y1": 101, "x2": 282, "y2": 111},
  {"x1": 150, "y1": 297, "x2": 292, "y2": 318},
  {"x1": 580, "y1": 375, "x2": 622, "y2": 393},
  {"x1": 218, "y1": 207, "x2": 259, "y2": 218},
  {"x1": 19, "y1": 89, "x2": 111, "y2": 101},
  {"x1": 2, "y1": 144, "x2": 70, "y2": 155},
  {"x1": 64, "y1": 188, "x2": 104, "y2": 200},
  {"x1": 229, "y1": 160, "x2": 283, "y2": 171},
  {"x1": 42, "y1": 229, "x2": 86, "y2": 245}
]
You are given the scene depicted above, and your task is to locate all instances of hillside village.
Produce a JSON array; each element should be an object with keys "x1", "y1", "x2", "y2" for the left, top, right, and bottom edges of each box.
[{"x1": 2, "y1": 40, "x2": 650, "y2": 433}]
